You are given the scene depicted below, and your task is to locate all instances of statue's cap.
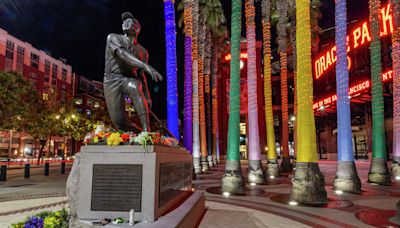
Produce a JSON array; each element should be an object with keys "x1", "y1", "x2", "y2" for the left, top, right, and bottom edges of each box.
[{"x1": 121, "y1": 12, "x2": 134, "y2": 21}]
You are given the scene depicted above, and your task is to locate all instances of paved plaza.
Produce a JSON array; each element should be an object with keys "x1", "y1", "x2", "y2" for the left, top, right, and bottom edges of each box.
[{"x1": 0, "y1": 161, "x2": 398, "y2": 227}]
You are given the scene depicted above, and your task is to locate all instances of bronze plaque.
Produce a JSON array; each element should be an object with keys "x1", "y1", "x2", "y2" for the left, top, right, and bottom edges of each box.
[
  {"x1": 159, "y1": 162, "x2": 192, "y2": 208},
  {"x1": 91, "y1": 164, "x2": 142, "y2": 212}
]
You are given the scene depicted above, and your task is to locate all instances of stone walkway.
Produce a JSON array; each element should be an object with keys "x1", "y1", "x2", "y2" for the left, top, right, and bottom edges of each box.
[
  {"x1": 196, "y1": 161, "x2": 400, "y2": 228},
  {"x1": 0, "y1": 161, "x2": 399, "y2": 227}
]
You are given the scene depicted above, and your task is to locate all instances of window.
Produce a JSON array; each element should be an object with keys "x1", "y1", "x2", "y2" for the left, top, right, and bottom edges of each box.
[
  {"x1": 80, "y1": 81, "x2": 88, "y2": 90},
  {"x1": 16, "y1": 46, "x2": 24, "y2": 64},
  {"x1": 52, "y1": 78, "x2": 57, "y2": 86},
  {"x1": 94, "y1": 102, "x2": 100, "y2": 108},
  {"x1": 45, "y1": 60, "x2": 51, "y2": 74},
  {"x1": 6, "y1": 40, "x2": 14, "y2": 58},
  {"x1": 31, "y1": 53, "x2": 39, "y2": 69},
  {"x1": 61, "y1": 84, "x2": 66, "y2": 90},
  {"x1": 62, "y1": 68, "x2": 67, "y2": 81},
  {"x1": 42, "y1": 93, "x2": 49, "y2": 101},
  {"x1": 87, "y1": 99, "x2": 93, "y2": 106},
  {"x1": 52, "y1": 64, "x2": 58, "y2": 79},
  {"x1": 30, "y1": 72, "x2": 38, "y2": 79},
  {"x1": 75, "y1": 98, "x2": 83, "y2": 105}
]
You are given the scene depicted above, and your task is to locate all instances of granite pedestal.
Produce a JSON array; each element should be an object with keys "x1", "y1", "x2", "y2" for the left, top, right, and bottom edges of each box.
[{"x1": 67, "y1": 145, "x2": 203, "y2": 227}]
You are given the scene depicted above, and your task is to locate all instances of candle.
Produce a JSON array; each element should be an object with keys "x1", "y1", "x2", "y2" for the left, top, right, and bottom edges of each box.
[{"x1": 129, "y1": 209, "x2": 134, "y2": 226}]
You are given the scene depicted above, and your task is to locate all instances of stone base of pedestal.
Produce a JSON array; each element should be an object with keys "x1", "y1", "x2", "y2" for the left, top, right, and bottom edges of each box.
[
  {"x1": 67, "y1": 145, "x2": 196, "y2": 225},
  {"x1": 70, "y1": 191, "x2": 205, "y2": 228}
]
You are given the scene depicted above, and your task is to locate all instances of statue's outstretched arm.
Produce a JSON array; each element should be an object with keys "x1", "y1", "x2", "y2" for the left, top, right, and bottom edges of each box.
[{"x1": 107, "y1": 34, "x2": 163, "y2": 82}]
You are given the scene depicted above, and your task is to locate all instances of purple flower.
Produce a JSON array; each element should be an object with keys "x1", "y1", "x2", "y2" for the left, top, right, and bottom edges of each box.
[{"x1": 25, "y1": 216, "x2": 44, "y2": 228}]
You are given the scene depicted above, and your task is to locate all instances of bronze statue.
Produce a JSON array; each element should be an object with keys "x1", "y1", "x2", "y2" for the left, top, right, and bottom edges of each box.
[{"x1": 104, "y1": 12, "x2": 163, "y2": 132}]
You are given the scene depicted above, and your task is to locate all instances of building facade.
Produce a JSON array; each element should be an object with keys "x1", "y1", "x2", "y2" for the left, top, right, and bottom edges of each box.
[{"x1": 0, "y1": 28, "x2": 73, "y2": 159}]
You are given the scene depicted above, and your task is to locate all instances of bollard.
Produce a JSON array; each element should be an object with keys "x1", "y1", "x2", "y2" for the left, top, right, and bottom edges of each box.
[
  {"x1": 24, "y1": 163, "x2": 30, "y2": 178},
  {"x1": 61, "y1": 162, "x2": 65, "y2": 174},
  {"x1": 0, "y1": 165, "x2": 6, "y2": 181},
  {"x1": 44, "y1": 162, "x2": 49, "y2": 176}
]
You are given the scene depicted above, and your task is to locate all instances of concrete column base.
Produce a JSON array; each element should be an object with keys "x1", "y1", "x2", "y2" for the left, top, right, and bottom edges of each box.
[
  {"x1": 265, "y1": 159, "x2": 280, "y2": 178},
  {"x1": 193, "y1": 157, "x2": 202, "y2": 174},
  {"x1": 280, "y1": 157, "x2": 293, "y2": 173},
  {"x1": 391, "y1": 158, "x2": 400, "y2": 179},
  {"x1": 368, "y1": 158, "x2": 391, "y2": 185},
  {"x1": 221, "y1": 160, "x2": 245, "y2": 194},
  {"x1": 333, "y1": 161, "x2": 361, "y2": 193},
  {"x1": 201, "y1": 156, "x2": 209, "y2": 172},
  {"x1": 207, "y1": 155, "x2": 213, "y2": 168},
  {"x1": 247, "y1": 160, "x2": 265, "y2": 184},
  {"x1": 290, "y1": 162, "x2": 327, "y2": 205}
]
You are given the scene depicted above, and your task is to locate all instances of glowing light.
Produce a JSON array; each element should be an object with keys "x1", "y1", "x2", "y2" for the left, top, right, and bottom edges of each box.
[
  {"x1": 289, "y1": 201, "x2": 298, "y2": 206},
  {"x1": 393, "y1": 10, "x2": 400, "y2": 161},
  {"x1": 269, "y1": 175, "x2": 275, "y2": 179},
  {"x1": 395, "y1": 176, "x2": 400, "y2": 180},
  {"x1": 223, "y1": 192, "x2": 230, "y2": 197},
  {"x1": 183, "y1": 0, "x2": 193, "y2": 153},
  {"x1": 290, "y1": 116, "x2": 296, "y2": 122},
  {"x1": 192, "y1": 0, "x2": 200, "y2": 160},
  {"x1": 336, "y1": 0, "x2": 356, "y2": 162},
  {"x1": 261, "y1": 0, "x2": 276, "y2": 161},
  {"x1": 296, "y1": 0, "x2": 319, "y2": 162},
  {"x1": 313, "y1": 80, "x2": 371, "y2": 110},
  {"x1": 314, "y1": 4, "x2": 393, "y2": 79},
  {"x1": 245, "y1": 0, "x2": 262, "y2": 163},
  {"x1": 224, "y1": 52, "x2": 248, "y2": 61},
  {"x1": 191, "y1": 187, "x2": 195, "y2": 192},
  {"x1": 164, "y1": 0, "x2": 179, "y2": 139},
  {"x1": 55, "y1": 115, "x2": 60, "y2": 119},
  {"x1": 24, "y1": 147, "x2": 29, "y2": 152},
  {"x1": 370, "y1": 0, "x2": 387, "y2": 160},
  {"x1": 335, "y1": 190, "x2": 344, "y2": 195},
  {"x1": 240, "y1": 60, "x2": 244, "y2": 69},
  {"x1": 226, "y1": 0, "x2": 242, "y2": 161},
  {"x1": 71, "y1": 114, "x2": 76, "y2": 119},
  {"x1": 250, "y1": 182, "x2": 256, "y2": 186}
]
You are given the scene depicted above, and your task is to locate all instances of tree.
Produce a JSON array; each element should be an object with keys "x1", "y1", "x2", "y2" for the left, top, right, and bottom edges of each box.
[
  {"x1": 245, "y1": 0, "x2": 264, "y2": 184},
  {"x1": 179, "y1": 0, "x2": 194, "y2": 154},
  {"x1": 191, "y1": 0, "x2": 202, "y2": 174},
  {"x1": 198, "y1": 0, "x2": 210, "y2": 172},
  {"x1": 333, "y1": 0, "x2": 362, "y2": 193},
  {"x1": 221, "y1": 0, "x2": 245, "y2": 194},
  {"x1": 277, "y1": 0, "x2": 289, "y2": 174},
  {"x1": 203, "y1": 0, "x2": 228, "y2": 167},
  {"x1": 164, "y1": 0, "x2": 180, "y2": 140},
  {"x1": 0, "y1": 71, "x2": 38, "y2": 131},
  {"x1": 368, "y1": 0, "x2": 391, "y2": 185},
  {"x1": 261, "y1": 0, "x2": 279, "y2": 178},
  {"x1": 290, "y1": 0, "x2": 327, "y2": 204},
  {"x1": 25, "y1": 94, "x2": 63, "y2": 164},
  {"x1": 206, "y1": 0, "x2": 227, "y2": 165},
  {"x1": 0, "y1": 71, "x2": 40, "y2": 159},
  {"x1": 390, "y1": 0, "x2": 400, "y2": 178}
]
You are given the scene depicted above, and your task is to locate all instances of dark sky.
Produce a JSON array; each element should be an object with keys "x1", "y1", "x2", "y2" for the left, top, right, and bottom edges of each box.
[{"x1": 0, "y1": 0, "x2": 370, "y2": 119}]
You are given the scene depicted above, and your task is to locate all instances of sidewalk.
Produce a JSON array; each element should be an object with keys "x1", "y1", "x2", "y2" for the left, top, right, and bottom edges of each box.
[{"x1": 0, "y1": 161, "x2": 399, "y2": 227}]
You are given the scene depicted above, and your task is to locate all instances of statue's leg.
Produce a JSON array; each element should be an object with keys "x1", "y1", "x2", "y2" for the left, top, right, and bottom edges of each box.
[
  {"x1": 124, "y1": 78, "x2": 151, "y2": 132},
  {"x1": 104, "y1": 77, "x2": 132, "y2": 131}
]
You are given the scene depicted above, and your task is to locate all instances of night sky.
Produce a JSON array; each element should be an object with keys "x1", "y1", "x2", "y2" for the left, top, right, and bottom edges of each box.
[{"x1": 0, "y1": 0, "x2": 370, "y2": 119}]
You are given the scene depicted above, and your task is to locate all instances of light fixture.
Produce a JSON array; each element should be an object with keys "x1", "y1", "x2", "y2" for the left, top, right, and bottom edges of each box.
[
  {"x1": 240, "y1": 60, "x2": 244, "y2": 69},
  {"x1": 223, "y1": 192, "x2": 230, "y2": 197},
  {"x1": 289, "y1": 201, "x2": 298, "y2": 206},
  {"x1": 250, "y1": 182, "x2": 256, "y2": 186},
  {"x1": 395, "y1": 176, "x2": 400, "y2": 180},
  {"x1": 335, "y1": 190, "x2": 343, "y2": 195},
  {"x1": 269, "y1": 176, "x2": 275, "y2": 179}
]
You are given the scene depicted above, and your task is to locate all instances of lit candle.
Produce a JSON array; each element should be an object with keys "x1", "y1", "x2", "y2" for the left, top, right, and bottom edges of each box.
[{"x1": 129, "y1": 209, "x2": 134, "y2": 226}]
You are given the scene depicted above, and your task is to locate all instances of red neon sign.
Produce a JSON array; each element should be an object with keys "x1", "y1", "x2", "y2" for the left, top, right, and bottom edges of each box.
[
  {"x1": 313, "y1": 69, "x2": 393, "y2": 110},
  {"x1": 314, "y1": 4, "x2": 393, "y2": 80},
  {"x1": 224, "y1": 52, "x2": 248, "y2": 61}
]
